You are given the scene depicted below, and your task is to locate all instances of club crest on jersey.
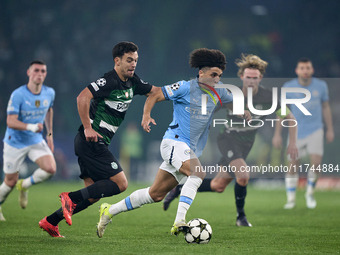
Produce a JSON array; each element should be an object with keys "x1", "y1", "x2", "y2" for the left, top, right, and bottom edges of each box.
[
  {"x1": 125, "y1": 91, "x2": 129, "y2": 98},
  {"x1": 96, "y1": 78, "x2": 106, "y2": 87},
  {"x1": 35, "y1": 100, "x2": 40, "y2": 107},
  {"x1": 111, "y1": 162, "x2": 118, "y2": 169},
  {"x1": 171, "y1": 83, "x2": 180, "y2": 91},
  {"x1": 43, "y1": 99, "x2": 49, "y2": 107}
]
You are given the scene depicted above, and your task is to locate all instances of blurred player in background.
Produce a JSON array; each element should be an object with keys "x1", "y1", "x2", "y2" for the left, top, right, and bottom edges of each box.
[
  {"x1": 96, "y1": 48, "x2": 246, "y2": 238},
  {"x1": 38, "y1": 41, "x2": 159, "y2": 237},
  {"x1": 163, "y1": 54, "x2": 298, "y2": 227},
  {"x1": 273, "y1": 58, "x2": 334, "y2": 209},
  {"x1": 0, "y1": 60, "x2": 56, "y2": 221}
]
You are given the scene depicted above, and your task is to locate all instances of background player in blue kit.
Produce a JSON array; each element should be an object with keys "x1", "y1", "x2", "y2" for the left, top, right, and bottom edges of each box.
[
  {"x1": 96, "y1": 48, "x2": 250, "y2": 238},
  {"x1": 273, "y1": 58, "x2": 334, "y2": 209},
  {"x1": 0, "y1": 60, "x2": 56, "y2": 221}
]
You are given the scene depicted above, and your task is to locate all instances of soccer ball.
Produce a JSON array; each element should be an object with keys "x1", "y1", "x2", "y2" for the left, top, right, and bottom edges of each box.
[{"x1": 184, "y1": 218, "x2": 212, "y2": 244}]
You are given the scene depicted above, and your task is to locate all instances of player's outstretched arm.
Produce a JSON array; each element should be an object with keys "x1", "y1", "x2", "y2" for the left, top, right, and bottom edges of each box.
[
  {"x1": 7, "y1": 114, "x2": 43, "y2": 132},
  {"x1": 44, "y1": 107, "x2": 54, "y2": 152},
  {"x1": 141, "y1": 86, "x2": 164, "y2": 133}
]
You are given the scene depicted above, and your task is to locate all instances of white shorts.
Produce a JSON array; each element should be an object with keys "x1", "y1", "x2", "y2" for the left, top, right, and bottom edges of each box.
[
  {"x1": 288, "y1": 128, "x2": 324, "y2": 161},
  {"x1": 3, "y1": 140, "x2": 53, "y2": 174},
  {"x1": 159, "y1": 139, "x2": 197, "y2": 183}
]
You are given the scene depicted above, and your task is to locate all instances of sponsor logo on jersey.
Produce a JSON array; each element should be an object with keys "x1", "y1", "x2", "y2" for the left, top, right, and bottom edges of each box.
[
  {"x1": 105, "y1": 100, "x2": 132, "y2": 112},
  {"x1": 165, "y1": 85, "x2": 173, "y2": 97},
  {"x1": 125, "y1": 91, "x2": 129, "y2": 98},
  {"x1": 35, "y1": 100, "x2": 40, "y2": 107},
  {"x1": 140, "y1": 79, "x2": 148, "y2": 84},
  {"x1": 91, "y1": 82, "x2": 99, "y2": 91},
  {"x1": 96, "y1": 78, "x2": 106, "y2": 86}
]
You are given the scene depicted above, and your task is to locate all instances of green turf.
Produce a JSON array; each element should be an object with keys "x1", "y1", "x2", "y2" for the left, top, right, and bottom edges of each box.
[{"x1": 0, "y1": 181, "x2": 339, "y2": 255}]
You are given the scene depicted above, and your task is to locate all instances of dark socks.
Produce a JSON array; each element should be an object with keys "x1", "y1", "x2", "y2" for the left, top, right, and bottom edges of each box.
[
  {"x1": 198, "y1": 179, "x2": 212, "y2": 192},
  {"x1": 47, "y1": 200, "x2": 93, "y2": 226},
  {"x1": 235, "y1": 182, "x2": 247, "y2": 217},
  {"x1": 46, "y1": 208, "x2": 63, "y2": 226},
  {"x1": 68, "y1": 180, "x2": 121, "y2": 203}
]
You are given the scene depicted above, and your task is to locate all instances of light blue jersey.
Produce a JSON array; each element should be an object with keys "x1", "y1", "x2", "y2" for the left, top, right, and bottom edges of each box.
[
  {"x1": 283, "y1": 78, "x2": 329, "y2": 139},
  {"x1": 161, "y1": 79, "x2": 233, "y2": 157},
  {"x1": 3, "y1": 85, "x2": 55, "y2": 148}
]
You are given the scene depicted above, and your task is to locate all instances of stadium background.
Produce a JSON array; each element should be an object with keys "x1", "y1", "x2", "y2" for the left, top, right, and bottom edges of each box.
[{"x1": 0, "y1": 0, "x2": 339, "y2": 184}]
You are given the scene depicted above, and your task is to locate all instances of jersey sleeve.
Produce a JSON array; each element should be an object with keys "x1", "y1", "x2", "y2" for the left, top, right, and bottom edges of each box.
[
  {"x1": 220, "y1": 88, "x2": 233, "y2": 104},
  {"x1": 133, "y1": 73, "x2": 153, "y2": 95},
  {"x1": 6, "y1": 89, "x2": 23, "y2": 115},
  {"x1": 88, "y1": 74, "x2": 116, "y2": 98},
  {"x1": 161, "y1": 80, "x2": 188, "y2": 100}
]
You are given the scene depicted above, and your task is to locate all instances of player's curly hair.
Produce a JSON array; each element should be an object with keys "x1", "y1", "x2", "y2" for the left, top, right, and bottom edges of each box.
[
  {"x1": 112, "y1": 41, "x2": 138, "y2": 60},
  {"x1": 236, "y1": 54, "x2": 268, "y2": 77},
  {"x1": 189, "y1": 48, "x2": 226, "y2": 71}
]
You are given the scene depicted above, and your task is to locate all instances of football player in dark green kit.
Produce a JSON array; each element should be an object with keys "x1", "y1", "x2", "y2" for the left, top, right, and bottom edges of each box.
[{"x1": 39, "y1": 41, "x2": 160, "y2": 237}]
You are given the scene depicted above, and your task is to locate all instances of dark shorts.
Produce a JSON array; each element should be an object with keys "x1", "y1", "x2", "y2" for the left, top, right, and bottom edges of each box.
[
  {"x1": 74, "y1": 132, "x2": 123, "y2": 182},
  {"x1": 217, "y1": 132, "x2": 254, "y2": 177}
]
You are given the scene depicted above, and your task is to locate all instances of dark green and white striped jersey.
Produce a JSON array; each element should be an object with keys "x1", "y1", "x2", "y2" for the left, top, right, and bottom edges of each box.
[{"x1": 85, "y1": 69, "x2": 152, "y2": 145}]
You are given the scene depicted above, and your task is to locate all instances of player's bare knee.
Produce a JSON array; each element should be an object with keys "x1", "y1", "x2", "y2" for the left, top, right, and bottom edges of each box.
[
  {"x1": 213, "y1": 181, "x2": 227, "y2": 193},
  {"x1": 4, "y1": 175, "x2": 19, "y2": 188},
  {"x1": 152, "y1": 194, "x2": 164, "y2": 203},
  {"x1": 211, "y1": 178, "x2": 230, "y2": 193},
  {"x1": 236, "y1": 177, "x2": 248, "y2": 186},
  {"x1": 42, "y1": 165, "x2": 57, "y2": 175},
  {"x1": 194, "y1": 171, "x2": 206, "y2": 180},
  {"x1": 149, "y1": 192, "x2": 165, "y2": 202},
  {"x1": 5, "y1": 179, "x2": 16, "y2": 188},
  {"x1": 215, "y1": 185, "x2": 226, "y2": 193},
  {"x1": 117, "y1": 179, "x2": 128, "y2": 192}
]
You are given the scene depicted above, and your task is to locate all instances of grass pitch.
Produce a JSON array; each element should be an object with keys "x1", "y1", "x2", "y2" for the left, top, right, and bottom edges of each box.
[{"x1": 0, "y1": 181, "x2": 339, "y2": 255}]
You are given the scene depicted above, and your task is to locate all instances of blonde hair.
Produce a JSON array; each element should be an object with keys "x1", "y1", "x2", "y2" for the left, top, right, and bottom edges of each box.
[{"x1": 236, "y1": 54, "x2": 268, "y2": 77}]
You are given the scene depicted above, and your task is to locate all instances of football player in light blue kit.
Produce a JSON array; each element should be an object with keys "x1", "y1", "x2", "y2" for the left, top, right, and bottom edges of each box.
[
  {"x1": 274, "y1": 58, "x2": 334, "y2": 209},
  {"x1": 96, "y1": 48, "x2": 250, "y2": 238},
  {"x1": 0, "y1": 60, "x2": 56, "y2": 221}
]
